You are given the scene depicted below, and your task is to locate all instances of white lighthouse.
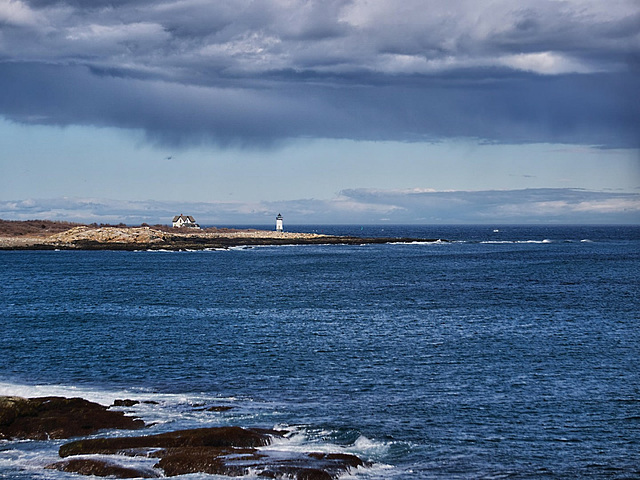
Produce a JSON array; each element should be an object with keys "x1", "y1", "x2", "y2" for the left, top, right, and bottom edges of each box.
[{"x1": 275, "y1": 213, "x2": 283, "y2": 232}]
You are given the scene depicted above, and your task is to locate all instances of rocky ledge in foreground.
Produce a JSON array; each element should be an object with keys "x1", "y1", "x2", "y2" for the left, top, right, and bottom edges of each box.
[
  {"x1": 48, "y1": 426, "x2": 366, "y2": 479},
  {"x1": 0, "y1": 396, "x2": 145, "y2": 440},
  {"x1": 0, "y1": 225, "x2": 445, "y2": 250},
  {"x1": 1, "y1": 396, "x2": 367, "y2": 479}
]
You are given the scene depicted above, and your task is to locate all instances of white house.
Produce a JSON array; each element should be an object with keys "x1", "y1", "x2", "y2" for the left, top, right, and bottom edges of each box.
[{"x1": 172, "y1": 214, "x2": 200, "y2": 229}]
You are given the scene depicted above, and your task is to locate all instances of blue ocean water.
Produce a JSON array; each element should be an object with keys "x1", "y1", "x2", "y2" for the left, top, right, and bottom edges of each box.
[{"x1": 1, "y1": 225, "x2": 639, "y2": 479}]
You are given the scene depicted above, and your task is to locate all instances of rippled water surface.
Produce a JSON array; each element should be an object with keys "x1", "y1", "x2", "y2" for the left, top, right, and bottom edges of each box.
[{"x1": 1, "y1": 225, "x2": 639, "y2": 479}]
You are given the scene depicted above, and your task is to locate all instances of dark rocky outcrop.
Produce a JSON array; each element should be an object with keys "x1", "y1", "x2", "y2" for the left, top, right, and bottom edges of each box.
[
  {"x1": 56, "y1": 426, "x2": 366, "y2": 479},
  {"x1": 2, "y1": 395, "x2": 367, "y2": 479},
  {"x1": 154, "y1": 448, "x2": 364, "y2": 479},
  {"x1": 0, "y1": 396, "x2": 145, "y2": 440}
]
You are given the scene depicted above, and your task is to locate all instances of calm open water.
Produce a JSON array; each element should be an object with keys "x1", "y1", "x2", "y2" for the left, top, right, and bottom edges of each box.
[{"x1": 1, "y1": 225, "x2": 639, "y2": 479}]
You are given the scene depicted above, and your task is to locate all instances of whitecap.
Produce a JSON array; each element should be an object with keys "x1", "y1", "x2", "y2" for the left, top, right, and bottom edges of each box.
[
  {"x1": 352, "y1": 435, "x2": 391, "y2": 457},
  {"x1": 392, "y1": 240, "x2": 446, "y2": 245},
  {"x1": 515, "y1": 239, "x2": 552, "y2": 244}
]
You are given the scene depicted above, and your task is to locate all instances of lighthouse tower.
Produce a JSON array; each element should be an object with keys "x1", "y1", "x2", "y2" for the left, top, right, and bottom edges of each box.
[{"x1": 275, "y1": 213, "x2": 284, "y2": 232}]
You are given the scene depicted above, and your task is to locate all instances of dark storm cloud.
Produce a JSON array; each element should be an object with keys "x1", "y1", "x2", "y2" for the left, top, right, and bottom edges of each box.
[{"x1": 1, "y1": 0, "x2": 638, "y2": 147}]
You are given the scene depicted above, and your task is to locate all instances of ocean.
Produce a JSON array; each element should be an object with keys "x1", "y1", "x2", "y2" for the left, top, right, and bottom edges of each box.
[{"x1": 1, "y1": 225, "x2": 639, "y2": 479}]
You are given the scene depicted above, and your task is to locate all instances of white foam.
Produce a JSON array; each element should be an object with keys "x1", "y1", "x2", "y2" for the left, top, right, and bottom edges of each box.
[
  {"x1": 0, "y1": 446, "x2": 61, "y2": 475},
  {"x1": 338, "y1": 462, "x2": 397, "y2": 479},
  {"x1": 352, "y1": 435, "x2": 391, "y2": 457},
  {"x1": 0, "y1": 381, "x2": 123, "y2": 406},
  {"x1": 0, "y1": 381, "x2": 236, "y2": 418},
  {"x1": 393, "y1": 239, "x2": 447, "y2": 245},
  {"x1": 261, "y1": 425, "x2": 401, "y2": 476},
  {"x1": 480, "y1": 239, "x2": 553, "y2": 244},
  {"x1": 257, "y1": 434, "x2": 391, "y2": 479},
  {"x1": 515, "y1": 239, "x2": 552, "y2": 244}
]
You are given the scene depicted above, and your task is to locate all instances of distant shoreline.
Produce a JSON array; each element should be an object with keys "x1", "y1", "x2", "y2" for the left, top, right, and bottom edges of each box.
[{"x1": 0, "y1": 220, "x2": 443, "y2": 250}]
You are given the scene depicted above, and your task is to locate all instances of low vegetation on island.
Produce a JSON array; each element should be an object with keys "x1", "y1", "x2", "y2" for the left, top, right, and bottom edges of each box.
[{"x1": 0, "y1": 219, "x2": 443, "y2": 250}]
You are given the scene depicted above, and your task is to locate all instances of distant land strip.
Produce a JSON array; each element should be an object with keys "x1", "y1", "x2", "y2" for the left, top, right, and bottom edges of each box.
[{"x1": 0, "y1": 220, "x2": 444, "y2": 250}]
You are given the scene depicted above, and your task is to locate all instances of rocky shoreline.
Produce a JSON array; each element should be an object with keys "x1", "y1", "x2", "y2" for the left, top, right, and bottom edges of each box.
[
  {"x1": 0, "y1": 225, "x2": 443, "y2": 250},
  {"x1": 1, "y1": 396, "x2": 367, "y2": 479}
]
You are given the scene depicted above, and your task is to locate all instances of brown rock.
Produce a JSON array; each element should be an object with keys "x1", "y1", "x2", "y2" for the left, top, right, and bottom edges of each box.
[
  {"x1": 59, "y1": 426, "x2": 282, "y2": 457},
  {"x1": 153, "y1": 446, "x2": 262, "y2": 477},
  {"x1": 57, "y1": 426, "x2": 365, "y2": 479},
  {"x1": 46, "y1": 458, "x2": 159, "y2": 478},
  {"x1": 154, "y1": 448, "x2": 363, "y2": 479},
  {"x1": 307, "y1": 452, "x2": 365, "y2": 469},
  {"x1": 0, "y1": 396, "x2": 39, "y2": 426},
  {"x1": 0, "y1": 396, "x2": 145, "y2": 440}
]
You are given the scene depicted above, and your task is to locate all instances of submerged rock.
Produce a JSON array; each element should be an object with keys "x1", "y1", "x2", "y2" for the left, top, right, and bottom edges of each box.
[
  {"x1": 46, "y1": 458, "x2": 160, "y2": 478},
  {"x1": 0, "y1": 396, "x2": 145, "y2": 440},
  {"x1": 206, "y1": 405, "x2": 234, "y2": 412},
  {"x1": 112, "y1": 399, "x2": 140, "y2": 407},
  {"x1": 248, "y1": 452, "x2": 365, "y2": 480}
]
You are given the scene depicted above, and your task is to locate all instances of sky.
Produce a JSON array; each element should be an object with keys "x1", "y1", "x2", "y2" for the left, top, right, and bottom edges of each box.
[{"x1": 0, "y1": 0, "x2": 639, "y2": 225}]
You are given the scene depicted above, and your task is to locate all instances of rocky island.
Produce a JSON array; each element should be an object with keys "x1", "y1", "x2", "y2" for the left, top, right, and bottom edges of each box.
[{"x1": 0, "y1": 220, "x2": 443, "y2": 250}]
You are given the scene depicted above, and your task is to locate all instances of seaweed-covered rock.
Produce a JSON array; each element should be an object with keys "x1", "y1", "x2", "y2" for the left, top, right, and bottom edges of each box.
[{"x1": 0, "y1": 396, "x2": 145, "y2": 440}]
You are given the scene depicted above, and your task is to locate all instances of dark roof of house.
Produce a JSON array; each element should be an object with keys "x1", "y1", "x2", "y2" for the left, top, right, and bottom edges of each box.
[{"x1": 172, "y1": 215, "x2": 196, "y2": 222}]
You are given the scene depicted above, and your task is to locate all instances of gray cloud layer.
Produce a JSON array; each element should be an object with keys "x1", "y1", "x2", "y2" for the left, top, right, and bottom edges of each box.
[
  {"x1": 2, "y1": 189, "x2": 639, "y2": 224},
  {"x1": 1, "y1": 0, "x2": 639, "y2": 147}
]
